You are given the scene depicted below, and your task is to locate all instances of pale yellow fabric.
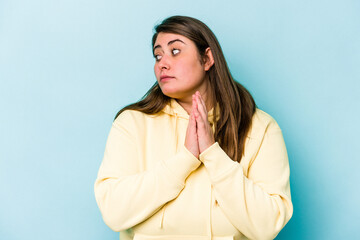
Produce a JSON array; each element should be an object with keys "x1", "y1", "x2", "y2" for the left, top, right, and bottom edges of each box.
[{"x1": 94, "y1": 99, "x2": 293, "y2": 240}]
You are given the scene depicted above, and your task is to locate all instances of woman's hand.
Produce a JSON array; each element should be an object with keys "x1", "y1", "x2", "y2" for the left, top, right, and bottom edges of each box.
[
  {"x1": 193, "y1": 91, "x2": 215, "y2": 154},
  {"x1": 184, "y1": 96, "x2": 200, "y2": 158}
]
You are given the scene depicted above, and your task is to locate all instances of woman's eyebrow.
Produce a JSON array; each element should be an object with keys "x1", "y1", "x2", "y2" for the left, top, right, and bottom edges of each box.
[{"x1": 153, "y1": 39, "x2": 186, "y2": 52}]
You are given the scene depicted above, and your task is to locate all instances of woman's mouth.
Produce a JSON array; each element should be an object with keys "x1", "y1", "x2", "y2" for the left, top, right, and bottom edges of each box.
[{"x1": 160, "y1": 75, "x2": 174, "y2": 82}]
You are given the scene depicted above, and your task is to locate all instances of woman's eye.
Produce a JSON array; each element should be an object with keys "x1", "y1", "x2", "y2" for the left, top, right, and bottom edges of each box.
[
  {"x1": 172, "y1": 49, "x2": 180, "y2": 55},
  {"x1": 155, "y1": 55, "x2": 162, "y2": 61}
]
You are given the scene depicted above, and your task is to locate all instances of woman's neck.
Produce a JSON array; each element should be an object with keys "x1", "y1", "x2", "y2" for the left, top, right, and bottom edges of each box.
[{"x1": 176, "y1": 89, "x2": 213, "y2": 115}]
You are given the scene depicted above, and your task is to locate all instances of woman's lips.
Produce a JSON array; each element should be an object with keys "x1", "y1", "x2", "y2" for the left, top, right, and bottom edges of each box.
[{"x1": 160, "y1": 76, "x2": 174, "y2": 82}]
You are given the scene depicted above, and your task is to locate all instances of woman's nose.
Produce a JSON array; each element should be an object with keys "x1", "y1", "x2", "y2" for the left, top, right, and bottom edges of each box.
[{"x1": 158, "y1": 55, "x2": 170, "y2": 70}]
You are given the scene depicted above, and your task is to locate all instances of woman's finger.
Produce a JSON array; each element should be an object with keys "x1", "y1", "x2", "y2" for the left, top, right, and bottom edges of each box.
[
  {"x1": 194, "y1": 104, "x2": 215, "y2": 153},
  {"x1": 192, "y1": 94, "x2": 200, "y2": 119},
  {"x1": 192, "y1": 98, "x2": 199, "y2": 130},
  {"x1": 184, "y1": 97, "x2": 200, "y2": 158},
  {"x1": 195, "y1": 93, "x2": 208, "y2": 122},
  {"x1": 194, "y1": 101, "x2": 208, "y2": 136},
  {"x1": 197, "y1": 91, "x2": 207, "y2": 114}
]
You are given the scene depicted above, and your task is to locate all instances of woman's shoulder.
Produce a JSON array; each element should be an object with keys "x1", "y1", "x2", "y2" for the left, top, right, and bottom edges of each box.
[
  {"x1": 113, "y1": 109, "x2": 162, "y2": 128},
  {"x1": 249, "y1": 108, "x2": 282, "y2": 137},
  {"x1": 114, "y1": 109, "x2": 146, "y2": 121},
  {"x1": 253, "y1": 108, "x2": 278, "y2": 125}
]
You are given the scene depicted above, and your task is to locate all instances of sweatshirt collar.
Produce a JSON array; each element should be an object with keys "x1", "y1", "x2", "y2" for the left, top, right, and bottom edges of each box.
[{"x1": 162, "y1": 98, "x2": 219, "y2": 123}]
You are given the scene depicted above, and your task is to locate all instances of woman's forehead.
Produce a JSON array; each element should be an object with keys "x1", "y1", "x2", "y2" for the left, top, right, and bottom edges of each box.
[{"x1": 154, "y1": 32, "x2": 190, "y2": 46}]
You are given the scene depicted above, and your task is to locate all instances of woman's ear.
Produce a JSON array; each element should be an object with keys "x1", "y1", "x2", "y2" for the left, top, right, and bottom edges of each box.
[{"x1": 203, "y1": 47, "x2": 214, "y2": 71}]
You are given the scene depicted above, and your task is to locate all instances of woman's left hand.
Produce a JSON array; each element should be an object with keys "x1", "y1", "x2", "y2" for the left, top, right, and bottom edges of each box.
[{"x1": 193, "y1": 91, "x2": 215, "y2": 154}]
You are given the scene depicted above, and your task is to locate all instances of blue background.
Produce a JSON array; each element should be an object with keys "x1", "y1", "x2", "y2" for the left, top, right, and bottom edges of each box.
[{"x1": 1, "y1": 0, "x2": 359, "y2": 239}]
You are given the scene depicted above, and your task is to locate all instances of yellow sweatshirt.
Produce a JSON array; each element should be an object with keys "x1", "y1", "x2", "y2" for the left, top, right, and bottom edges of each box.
[{"x1": 94, "y1": 99, "x2": 293, "y2": 240}]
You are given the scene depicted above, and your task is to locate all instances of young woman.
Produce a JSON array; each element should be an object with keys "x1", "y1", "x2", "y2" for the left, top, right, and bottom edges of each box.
[{"x1": 94, "y1": 16, "x2": 293, "y2": 240}]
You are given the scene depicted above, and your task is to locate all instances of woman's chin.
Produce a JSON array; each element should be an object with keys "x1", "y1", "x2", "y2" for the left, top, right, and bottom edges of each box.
[{"x1": 160, "y1": 87, "x2": 182, "y2": 99}]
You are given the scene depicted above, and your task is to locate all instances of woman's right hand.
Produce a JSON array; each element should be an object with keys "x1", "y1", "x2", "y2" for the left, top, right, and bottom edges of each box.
[{"x1": 185, "y1": 95, "x2": 200, "y2": 159}]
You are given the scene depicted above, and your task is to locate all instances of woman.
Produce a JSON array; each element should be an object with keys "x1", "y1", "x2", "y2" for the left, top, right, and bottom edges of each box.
[{"x1": 94, "y1": 16, "x2": 293, "y2": 240}]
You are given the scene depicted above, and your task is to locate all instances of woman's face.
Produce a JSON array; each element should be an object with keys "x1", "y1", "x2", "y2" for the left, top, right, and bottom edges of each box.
[{"x1": 153, "y1": 32, "x2": 210, "y2": 101}]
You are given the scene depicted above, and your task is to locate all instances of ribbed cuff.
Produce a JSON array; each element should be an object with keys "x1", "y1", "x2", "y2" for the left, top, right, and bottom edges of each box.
[
  {"x1": 199, "y1": 142, "x2": 238, "y2": 181},
  {"x1": 162, "y1": 146, "x2": 201, "y2": 185}
]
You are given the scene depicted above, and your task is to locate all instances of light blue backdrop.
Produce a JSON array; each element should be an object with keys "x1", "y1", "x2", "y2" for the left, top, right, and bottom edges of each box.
[{"x1": 1, "y1": 0, "x2": 359, "y2": 239}]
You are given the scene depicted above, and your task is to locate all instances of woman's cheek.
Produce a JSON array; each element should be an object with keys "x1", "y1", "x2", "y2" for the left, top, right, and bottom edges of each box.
[{"x1": 154, "y1": 66, "x2": 161, "y2": 81}]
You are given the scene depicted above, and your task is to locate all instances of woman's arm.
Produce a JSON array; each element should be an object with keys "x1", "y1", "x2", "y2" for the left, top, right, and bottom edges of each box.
[
  {"x1": 200, "y1": 121, "x2": 293, "y2": 240},
  {"x1": 193, "y1": 91, "x2": 292, "y2": 239},
  {"x1": 94, "y1": 111, "x2": 201, "y2": 232}
]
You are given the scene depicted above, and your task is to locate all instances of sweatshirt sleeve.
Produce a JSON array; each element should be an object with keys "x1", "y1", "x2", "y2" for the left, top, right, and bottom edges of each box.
[
  {"x1": 94, "y1": 111, "x2": 201, "y2": 232},
  {"x1": 199, "y1": 119, "x2": 293, "y2": 240}
]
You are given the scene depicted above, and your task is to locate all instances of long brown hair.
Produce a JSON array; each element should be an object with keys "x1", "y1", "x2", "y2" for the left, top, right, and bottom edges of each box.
[{"x1": 115, "y1": 16, "x2": 256, "y2": 163}]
